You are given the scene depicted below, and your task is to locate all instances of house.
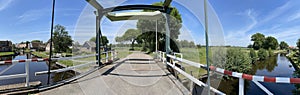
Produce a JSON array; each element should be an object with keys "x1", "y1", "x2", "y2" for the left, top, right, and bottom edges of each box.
[
  {"x1": 17, "y1": 43, "x2": 27, "y2": 49},
  {"x1": 0, "y1": 40, "x2": 12, "y2": 52},
  {"x1": 31, "y1": 42, "x2": 45, "y2": 51},
  {"x1": 45, "y1": 42, "x2": 54, "y2": 52},
  {"x1": 82, "y1": 41, "x2": 96, "y2": 52}
]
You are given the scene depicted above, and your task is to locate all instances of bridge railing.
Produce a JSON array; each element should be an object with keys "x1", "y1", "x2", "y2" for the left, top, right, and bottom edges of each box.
[
  {"x1": 159, "y1": 51, "x2": 300, "y2": 95},
  {"x1": 0, "y1": 50, "x2": 117, "y2": 89},
  {"x1": 157, "y1": 51, "x2": 225, "y2": 95}
]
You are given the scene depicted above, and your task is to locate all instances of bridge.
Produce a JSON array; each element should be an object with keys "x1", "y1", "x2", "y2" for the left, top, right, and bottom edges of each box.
[
  {"x1": 1, "y1": 0, "x2": 300, "y2": 95},
  {"x1": 40, "y1": 52, "x2": 185, "y2": 95}
]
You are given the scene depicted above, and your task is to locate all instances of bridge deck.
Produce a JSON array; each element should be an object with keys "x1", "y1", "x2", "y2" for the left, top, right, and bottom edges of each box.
[{"x1": 40, "y1": 52, "x2": 185, "y2": 95}]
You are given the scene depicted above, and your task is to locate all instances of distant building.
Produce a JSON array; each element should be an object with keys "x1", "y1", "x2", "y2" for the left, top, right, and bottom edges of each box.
[
  {"x1": 0, "y1": 40, "x2": 12, "y2": 52},
  {"x1": 289, "y1": 46, "x2": 298, "y2": 50},
  {"x1": 45, "y1": 42, "x2": 54, "y2": 52},
  {"x1": 82, "y1": 41, "x2": 96, "y2": 52},
  {"x1": 31, "y1": 42, "x2": 45, "y2": 51},
  {"x1": 17, "y1": 43, "x2": 27, "y2": 49}
]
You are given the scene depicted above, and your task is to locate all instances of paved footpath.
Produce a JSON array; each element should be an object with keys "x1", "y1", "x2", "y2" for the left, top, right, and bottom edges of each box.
[{"x1": 40, "y1": 52, "x2": 184, "y2": 95}]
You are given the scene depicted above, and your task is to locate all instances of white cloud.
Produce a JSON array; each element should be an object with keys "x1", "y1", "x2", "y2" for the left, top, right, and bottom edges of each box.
[
  {"x1": 287, "y1": 11, "x2": 300, "y2": 22},
  {"x1": 260, "y1": 0, "x2": 293, "y2": 24},
  {"x1": 225, "y1": 0, "x2": 299, "y2": 46},
  {"x1": 73, "y1": 5, "x2": 137, "y2": 44},
  {"x1": 225, "y1": 9, "x2": 257, "y2": 46},
  {"x1": 0, "y1": 0, "x2": 13, "y2": 11},
  {"x1": 17, "y1": 9, "x2": 49, "y2": 24}
]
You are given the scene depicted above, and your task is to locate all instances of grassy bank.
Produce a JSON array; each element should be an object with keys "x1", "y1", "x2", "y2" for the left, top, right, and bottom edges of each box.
[
  {"x1": 287, "y1": 51, "x2": 300, "y2": 69},
  {"x1": 0, "y1": 52, "x2": 15, "y2": 56},
  {"x1": 32, "y1": 52, "x2": 49, "y2": 58}
]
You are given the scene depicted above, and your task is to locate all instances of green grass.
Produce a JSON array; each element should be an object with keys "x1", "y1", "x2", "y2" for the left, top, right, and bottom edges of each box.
[
  {"x1": 58, "y1": 52, "x2": 115, "y2": 67},
  {"x1": 58, "y1": 60, "x2": 75, "y2": 66},
  {"x1": 0, "y1": 52, "x2": 14, "y2": 56},
  {"x1": 115, "y1": 47, "x2": 133, "y2": 58},
  {"x1": 32, "y1": 52, "x2": 48, "y2": 58}
]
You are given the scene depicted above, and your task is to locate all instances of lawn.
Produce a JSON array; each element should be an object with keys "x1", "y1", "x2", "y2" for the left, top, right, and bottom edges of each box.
[
  {"x1": 114, "y1": 47, "x2": 134, "y2": 58},
  {"x1": 0, "y1": 52, "x2": 14, "y2": 56},
  {"x1": 32, "y1": 52, "x2": 49, "y2": 58}
]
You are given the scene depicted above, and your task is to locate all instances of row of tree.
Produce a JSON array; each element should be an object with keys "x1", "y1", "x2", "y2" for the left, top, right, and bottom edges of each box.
[
  {"x1": 249, "y1": 33, "x2": 289, "y2": 50},
  {"x1": 115, "y1": 2, "x2": 182, "y2": 52}
]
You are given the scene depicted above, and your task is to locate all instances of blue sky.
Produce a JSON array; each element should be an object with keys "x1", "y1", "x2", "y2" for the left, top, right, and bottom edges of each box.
[{"x1": 0, "y1": 0, "x2": 300, "y2": 47}]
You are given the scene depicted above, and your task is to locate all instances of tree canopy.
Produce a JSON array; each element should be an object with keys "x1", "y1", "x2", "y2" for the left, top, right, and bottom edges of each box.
[
  {"x1": 53, "y1": 24, "x2": 73, "y2": 53},
  {"x1": 136, "y1": 1, "x2": 182, "y2": 52},
  {"x1": 263, "y1": 36, "x2": 278, "y2": 50},
  {"x1": 279, "y1": 41, "x2": 289, "y2": 50},
  {"x1": 251, "y1": 33, "x2": 265, "y2": 50},
  {"x1": 297, "y1": 38, "x2": 300, "y2": 52},
  {"x1": 250, "y1": 33, "x2": 279, "y2": 50},
  {"x1": 90, "y1": 36, "x2": 109, "y2": 46},
  {"x1": 225, "y1": 48, "x2": 252, "y2": 73}
]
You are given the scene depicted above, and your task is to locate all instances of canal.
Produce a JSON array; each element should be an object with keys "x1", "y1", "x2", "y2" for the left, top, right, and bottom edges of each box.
[
  {"x1": 0, "y1": 54, "x2": 75, "y2": 86},
  {"x1": 193, "y1": 54, "x2": 297, "y2": 95},
  {"x1": 246, "y1": 54, "x2": 296, "y2": 95}
]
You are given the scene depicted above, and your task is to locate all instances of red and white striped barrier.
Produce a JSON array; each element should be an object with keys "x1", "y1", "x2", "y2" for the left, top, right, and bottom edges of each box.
[
  {"x1": 209, "y1": 66, "x2": 300, "y2": 84},
  {"x1": 0, "y1": 58, "x2": 49, "y2": 65}
]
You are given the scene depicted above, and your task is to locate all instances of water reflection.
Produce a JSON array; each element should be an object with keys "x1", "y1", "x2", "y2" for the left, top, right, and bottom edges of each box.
[
  {"x1": 252, "y1": 55, "x2": 278, "y2": 73},
  {"x1": 0, "y1": 54, "x2": 75, "y2": 86},
  {"x1": 193, "y1": 54, "x2": 296, "y2": 95}
]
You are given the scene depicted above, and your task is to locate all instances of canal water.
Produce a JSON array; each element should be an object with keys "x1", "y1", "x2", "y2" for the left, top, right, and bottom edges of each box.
[
  {"x1": 193, "y1": 54, "x2": 297, "y2": 95},
  {"x1": 246, "y1": 54, "x2": 296, "y2": 95},
  {"x1": 0, "y1": 54, "x2": 75, "y2": 86}
]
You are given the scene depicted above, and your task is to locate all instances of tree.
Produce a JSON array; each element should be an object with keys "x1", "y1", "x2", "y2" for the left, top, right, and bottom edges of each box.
[
  {"x1": 25, "y1": 41, "x2": 30, "y2": 49},
  {"x1": 31, "y1": 40, "x2": 42, "y2": 43},
  {"x1": 137, "y1": 2, "x2": 182, "y2": 52},
  {"x1": 297, "y1": 38, "x2": 300, "y2": 52},
  {"x1": 225, "y1": 48, "x2": 252, "y2": 73},
  {"x1": 53, "y1": 24, "x2": 73, "y2": 53},
  {"x1": 263, "y1": 36, "x2": 278, "y2": 50},
  {"x1": 279, "y1": 41, "x2": 289, "y2": 50},
  {"x1": 115, "y1": 36, "x2": 123, "y2": 43},
  {"x1": 251, "y1": 33, "x2": 265, "y2": 50},
  {"x1": 89, "y1": 37, "x2": 96, "y2": 42},
  {"x1": 258, "y1": 49, "x2": 268, "y2": 60},
  {"x1": 117, "y1": 29, "x2": 140, "y2": 50},
  {"x1": 90, "y1": 36, "x2": 109, "y2": 46},
  {"x1": 268, "y1": 48, "x2": 274, "y2": 57},
  {"x1": 249, "y1": 48, "x2": 257, "y2": 62},
  {"x1": 101, "y1": 36, "x2": 109, "y2": 46}
]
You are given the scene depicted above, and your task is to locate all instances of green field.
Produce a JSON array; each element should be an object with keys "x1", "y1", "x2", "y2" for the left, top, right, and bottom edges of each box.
[
  {"x1": 32, "y1": 52, "x2": 48, "y2": 58},
  {"x1": 0, "y1": 52, "x2": 14, "y2": 56}
]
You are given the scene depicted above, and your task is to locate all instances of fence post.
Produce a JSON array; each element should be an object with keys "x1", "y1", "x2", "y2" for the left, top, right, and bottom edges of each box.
[
  {"x1": 162, "y1": 52, "x2": 165, "y2": 63},
  {"x1": 115, "y1": 51, "x2": 117, "y2": 59},
  {"x1": 190, "y1": 71, "x2": 194, "y2": 93},
  {"x1": 160, "y1": 51, "x2": 162, "y2": 61},
  {"x1": 106, "y1": 52, "x2": 108, "y2": 63},
  {"x1": 239, "y1": 78, "x2": 244, "y2": 95},
  {"x1": 111, "y1": 50, "x2": 114, "y2": 60},
  {"x1": 25, "y1": 61, "x2": 30, "y2": 87}
]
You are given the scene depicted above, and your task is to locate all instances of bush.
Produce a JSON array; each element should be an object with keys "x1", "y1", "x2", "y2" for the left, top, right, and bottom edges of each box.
[
  {"x1": 225, "y1": 48, "x2": 252, "y2": 73},
  {"x1": 249, "y1": 49, "x2": 257, "y2": 60},
  {"x1": 268, "y1": 48, "x2": 274, "y2": 57},
  {"x1": 249, "y1": 49, "x2": 257, "y2": 63},
  {"x1": 258, "y1": 49, "x2": 268, "y2": 60}
]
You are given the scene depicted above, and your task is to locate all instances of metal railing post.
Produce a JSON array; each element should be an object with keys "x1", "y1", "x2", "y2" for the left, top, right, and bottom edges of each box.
[
  {"x1": 25, "y1": 61, "x2": 30, "y2": 87},
  {"x1": 115, "y1": 51, "x2": 117, "y2": 59},
  {"x1": 239, "y1": 78, "x2": 244, "y2": 95},
  {"x1": 106, "y1": 52, "x2": 108, "y2": 62},
  {"x1": 190, "y1": 71, "x2": 194, "y2": 93},
  {"x1": 111, "y1": 50, "x2": 114, "y2": 60},
  {"x1": 163, "y1": 52, "x2": 165, "y2": 63},
  {"x1": 160, "y1": 51, "x2": 162, "y2": 61}
]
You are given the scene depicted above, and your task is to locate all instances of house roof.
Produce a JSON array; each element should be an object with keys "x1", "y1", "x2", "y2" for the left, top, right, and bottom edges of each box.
[{"x1": 84, "y1": 41, "x2": 96, "y2": 47}]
